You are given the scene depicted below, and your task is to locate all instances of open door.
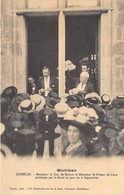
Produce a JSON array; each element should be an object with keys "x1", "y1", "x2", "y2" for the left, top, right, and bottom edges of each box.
[
  {"x1": 65, "y1": 15, "x2": 99, "y2": 92},
  {"x1": 26, "y1": 15, "x2": 58, "y2": 80}
]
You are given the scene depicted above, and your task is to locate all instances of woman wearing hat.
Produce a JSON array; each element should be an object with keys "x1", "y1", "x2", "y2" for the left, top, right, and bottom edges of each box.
[{"x1": 60, "y1": 120, "x2": 90, "y2": 159}]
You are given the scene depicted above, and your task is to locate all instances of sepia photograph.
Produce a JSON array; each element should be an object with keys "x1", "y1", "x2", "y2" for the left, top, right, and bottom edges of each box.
[{"x1": 0, "y1": 0, "x2": 124, "y2": 194}]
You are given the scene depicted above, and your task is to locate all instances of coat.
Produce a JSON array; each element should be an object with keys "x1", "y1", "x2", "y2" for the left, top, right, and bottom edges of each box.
[
  {"x1": 36, "y1": 76, "x2": 58, "y2": 94},
  {"x1": 62, "y1": 144, "x2": 88, "y2": 158},
  {"x1": 66, "y1": 70, "x2": 94, "y2": 93},
  {"x1": 74, "y1": 79, "x2": 94, "y2": 94}
]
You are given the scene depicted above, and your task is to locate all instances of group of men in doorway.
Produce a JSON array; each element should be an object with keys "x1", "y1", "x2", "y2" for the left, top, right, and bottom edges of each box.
[{"x1": 28, "y1": 57, "x2": 96, "y2": 97}]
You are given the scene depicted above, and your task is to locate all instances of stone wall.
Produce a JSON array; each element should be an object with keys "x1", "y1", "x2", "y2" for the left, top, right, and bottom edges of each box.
[
  {"x1": 1, "y1": 0, "x2": 26, "y2": 92},
  {"x1": 112, "y1": 0, "x2": 124, "y2": 97},
  {"x1": 1, "y1": 0, "x2": 14, "y2": 90}
]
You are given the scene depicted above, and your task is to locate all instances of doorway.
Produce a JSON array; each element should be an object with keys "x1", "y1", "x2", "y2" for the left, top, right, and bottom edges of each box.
[
  {"x1": 26, "y1": 15, "x2": 58, "y2": 80},
  {"x1": 65, "y1": 15, "x2": 99, "y2": 92},
  {"x1": 26, "y1": 14, "x2": 99, "y2": 94}
]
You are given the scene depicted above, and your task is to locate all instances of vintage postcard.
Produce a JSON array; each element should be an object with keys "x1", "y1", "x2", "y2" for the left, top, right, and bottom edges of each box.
[{"x1": 0, "y1": 0, "x2": 124, "y2": 195}]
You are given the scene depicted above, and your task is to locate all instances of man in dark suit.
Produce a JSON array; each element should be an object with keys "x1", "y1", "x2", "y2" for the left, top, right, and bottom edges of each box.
[
  {"x1": 69, "y1": 72, "x2": 94, "y2": 96},
  {"x1": 36, "y1": 66, "x2": 58, "y2": 96},
  {"x1": 27, "y1": 75, "x2": 36, "y2": 95}
]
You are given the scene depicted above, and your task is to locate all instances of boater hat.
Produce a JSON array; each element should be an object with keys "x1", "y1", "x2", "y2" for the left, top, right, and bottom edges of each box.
[
  {"x1": 85, "y1": 92, "x2": 102, "y2": 106},
  {"x1": 30, "y1": 94, "x2": 45, "y2": 112},
  {"x1": 12, "y1": 93, "x2": 30, "y2": 112},
  {"x1": 18, "y1": 99, "x2": 35, "y2": 113}
]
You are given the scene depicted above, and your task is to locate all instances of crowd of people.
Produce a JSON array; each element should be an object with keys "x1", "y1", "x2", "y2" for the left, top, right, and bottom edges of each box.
[{"x1": 0, "y1": 60, "x2": 124, "y2": 159}]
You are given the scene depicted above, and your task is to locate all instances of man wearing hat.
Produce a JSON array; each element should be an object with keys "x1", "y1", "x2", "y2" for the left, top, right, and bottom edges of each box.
[{"x1": 36, "y1": 66, "x2": 58, "y2": 97}]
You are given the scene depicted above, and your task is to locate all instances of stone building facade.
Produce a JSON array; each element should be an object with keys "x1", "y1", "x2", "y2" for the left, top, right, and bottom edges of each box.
[{"x1": 1, "y1": 0, "x2": 124, "y2": 98}]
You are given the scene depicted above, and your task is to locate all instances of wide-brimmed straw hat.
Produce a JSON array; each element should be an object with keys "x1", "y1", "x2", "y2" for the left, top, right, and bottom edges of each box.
[
  {"x1": 85, "y1": 92, "x2": 102, "y2": 106},
  {"x1": 59, "y1": 118, "x2": 97, "y2": 139},
  {"x1": 30, "y1": 94, "x2": 45, "y2": 112},
  {"x1": 18, "y1": 99, "x2": 35, "y2": 113}
]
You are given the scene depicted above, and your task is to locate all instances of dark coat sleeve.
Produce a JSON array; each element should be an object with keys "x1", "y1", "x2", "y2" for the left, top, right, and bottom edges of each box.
[
  {"x1": 36, "y1": 77, "x2": 44, "y2": 93},
  {"x1": 85, "y1": 81, "x2": 94, "y2": 93},
  {"x1": 50, "y1": 76, "x2": 58, "y2": 93}
]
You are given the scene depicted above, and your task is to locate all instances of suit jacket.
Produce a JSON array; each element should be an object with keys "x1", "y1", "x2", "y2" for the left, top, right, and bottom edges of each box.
[
  {"x1": 27, "y1": 83, "x2": 36, "y2": 95},
  {"x1": 74, "y1": 79, "x2": 94, "y2": 94},
  {"x1": 36, "y1": 76, "x2": 58, "y2": 94},
  {"x1": 66, "y1": 70, "x2": 95, "y2": 93}
]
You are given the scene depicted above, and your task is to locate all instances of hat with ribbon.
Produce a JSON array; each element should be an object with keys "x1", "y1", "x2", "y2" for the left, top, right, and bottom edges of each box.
[
  {"x1": 98, "y1": 125, "x2": 119, "y2": 148},
  {"x1": 18, "y1": 99, "x2": 35, "y2": 113},
  {"x1": 12, "y1": 93, "x2": 30, "y2": 112},
  {"x1": 59, "y1": 118, "x2": 97, "y2": 146},
  {"x1": 38, "y1": 108, "x2": 60, "y2": 140},
  {"x1": 1, "y1": 86, "x2": 18, "y2": 102},
  {"x1": 30, "y1": 94, "x2": 45, "y2": 112},
  {"x1": 85, "y1": 92, "x2": 102, "y2": 106}
]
